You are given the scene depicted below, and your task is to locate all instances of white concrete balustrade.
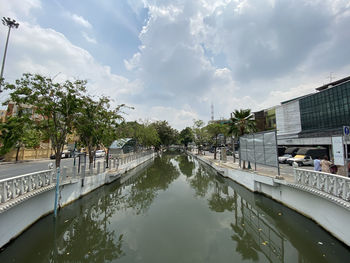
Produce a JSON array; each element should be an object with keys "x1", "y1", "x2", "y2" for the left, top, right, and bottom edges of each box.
[
  {"x1": 0, "y1": 150, "x2": 154, "y2": 210},
  {"x1": 0, "y1": 150, "x2": 155, "y2": 249},
  {"x1": 0, "y1": 170, "x2": 55, "y2": 204},
  {"x1": 294, "y1": 168, "x2": 350, "y2": 202}
]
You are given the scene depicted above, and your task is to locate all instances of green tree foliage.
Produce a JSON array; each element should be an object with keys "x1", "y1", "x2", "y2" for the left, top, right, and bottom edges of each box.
[
  {"x1": 0, "y1": 113, "x2": 40, "y2": 162},
  {"x1": 229, "y1": 109, "x2": 256, "y2": 168},
  {"x1": 192, "y1": 119, "x2": 209, "y2": 154},
  {"x1": 206, "y1": 123, "x2": 228, "y2": 159},
  {"x1": 229, "y1": 109, "x2": 256, "y2": 137},
  {"x1": 179, "y1": 127, "x2": 194, "y2": 148},
  {"x1": 115, "y1": 121, "x2": 159, "y2": 148},
  {"x1": 151, "y1": 120, "x2": 178, "y2": 148},
  {"x1": 4, "y1": 73, "x2": 86, "y2": 167},
  {"x1": 75, "y1": 96, "x2": 124, "y2": 166}
]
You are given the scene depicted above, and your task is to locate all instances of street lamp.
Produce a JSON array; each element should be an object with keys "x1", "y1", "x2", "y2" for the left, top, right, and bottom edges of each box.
[{"x1": 0, "y1": 17, "x2": 19, "y2": 93}]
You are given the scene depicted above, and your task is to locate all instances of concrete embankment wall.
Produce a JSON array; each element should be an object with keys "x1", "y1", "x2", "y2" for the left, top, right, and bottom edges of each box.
[
  {"x1": 0, "y1": 153, "x2": 155, "y2": 249},
  {"x1": 189, "y1": 152, "x2": 350, "y2": 247}
]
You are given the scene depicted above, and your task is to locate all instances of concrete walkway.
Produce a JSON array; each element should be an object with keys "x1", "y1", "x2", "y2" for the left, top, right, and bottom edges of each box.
[{"x1": 194, "y1": 150, "x2": 298, "y2": 183}]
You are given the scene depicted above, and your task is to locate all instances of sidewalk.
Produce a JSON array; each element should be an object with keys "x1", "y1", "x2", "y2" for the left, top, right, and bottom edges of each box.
[{"x1": 193, "y1": 150, "x2": 296, "y2": 183}]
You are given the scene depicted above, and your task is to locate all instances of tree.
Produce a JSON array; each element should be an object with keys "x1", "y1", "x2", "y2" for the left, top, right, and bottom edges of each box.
[
  {"x1": 0, "y1": 114, "x2": 40, "y2": 162},
  {"x1": 5, "y1": 73, "x2": 86, "y2": 168},
  {"x1": 151, "y1": 121, "x2": 178, "y2": 148},
  {"x1": 115, "y1": 121, "x2": 159, "y2": 148},
  {"x1": 229, "y1": 109, "x2": 256, "y2": 137},
  {"x1": 192, "y1": 119, "x2": 208, "y2": 154},
  {"x1": 179, "y1": 127, "x2": 194, "y2": 149},
  {"x1": 229, "y1": 109, "x2": 256, "y2": 168},
  {"x1": 75, "y1": 96, "x2": 124, "y2": 167},
  {"x1": 206, "y1": 123, "x2": 228, "y2": 160}
]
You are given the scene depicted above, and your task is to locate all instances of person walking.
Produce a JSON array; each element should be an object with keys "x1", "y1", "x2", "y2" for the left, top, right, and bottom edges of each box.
[
  {"x1": 313, "y1": 156, "x2": 321, "y2": 171},
  {"x1": 320, "y1": 156, "x2": 332, "y2": 173}
]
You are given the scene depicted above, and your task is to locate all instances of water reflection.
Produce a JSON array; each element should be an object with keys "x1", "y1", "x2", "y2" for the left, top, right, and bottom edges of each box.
[
  {"x1": 1, "y1": 154, "x2": 349, "y2": 263},
  {"x1": 118, "y1": 155, "x2": 179, "y2": 214}
]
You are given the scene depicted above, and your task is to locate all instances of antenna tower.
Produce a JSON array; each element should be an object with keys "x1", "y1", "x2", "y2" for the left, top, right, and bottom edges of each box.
[{"x1": 211, "y1": 103, "x2": 214, "y2": 121}]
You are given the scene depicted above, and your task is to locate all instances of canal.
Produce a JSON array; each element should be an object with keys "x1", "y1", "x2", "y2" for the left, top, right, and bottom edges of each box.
[{"x1": 0, "y1": 153, "x2": 349, "y2": 262}]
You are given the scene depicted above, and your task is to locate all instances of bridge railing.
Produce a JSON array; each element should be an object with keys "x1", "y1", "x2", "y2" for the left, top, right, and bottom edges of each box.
[
  {"x1": 294, "y1": 168, "x2": 350, "y2": 202},
  {"x1": 0, "y1": 150, "x2": 154, "y2": 205},
  {"x1": 0, "y1": 169, "x2": 55, "y2": 204}
]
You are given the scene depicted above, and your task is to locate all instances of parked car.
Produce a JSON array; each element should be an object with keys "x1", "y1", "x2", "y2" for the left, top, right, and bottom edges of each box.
[
  {"x1": 95, "y1": 150, "x2": 106, "y2": 158},
  {"x1": 287, "y1": 147, "x2": 328, "y2": 166},
  {"x1": 50, "y1": 151, "x2": 70, "y2": 159},
  {"x1": 278, "y1": 147, "x2": 299, "y2": 163}
]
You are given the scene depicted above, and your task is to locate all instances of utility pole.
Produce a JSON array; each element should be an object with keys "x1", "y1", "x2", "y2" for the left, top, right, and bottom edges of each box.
[{"x1": 0, "y1": 17, "x2": 19, "y2": 92}]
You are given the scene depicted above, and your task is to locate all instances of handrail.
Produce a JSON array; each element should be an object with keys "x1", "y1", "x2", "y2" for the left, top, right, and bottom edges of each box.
[
  {"x1": 0, "y1": 150, "x2": 154, "y2": 206},
  {"x1": 294, "y1": 168, "x2": 350, "y2": 202}
]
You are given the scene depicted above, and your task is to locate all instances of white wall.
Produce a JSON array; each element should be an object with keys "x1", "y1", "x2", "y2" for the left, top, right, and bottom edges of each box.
[
  {"x1": 276, "y1": 100, "x2": 302, "y2": 137},
  {"x1": 0, "y1": 153, "x2": 154, "y2": 248},
  {"x1": 191, "y1": 153, "x2": 350, "y2": 246}
]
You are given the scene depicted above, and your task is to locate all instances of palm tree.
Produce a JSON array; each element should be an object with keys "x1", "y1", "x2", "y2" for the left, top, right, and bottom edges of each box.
[{"x1": 229, "y1": 109, "x2": 256, "y2": 168}]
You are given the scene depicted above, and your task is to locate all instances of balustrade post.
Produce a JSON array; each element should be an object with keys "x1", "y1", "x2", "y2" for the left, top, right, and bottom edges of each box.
[
  {"x1": 0, "y1": 183, "x2": 3, "y2": 203},
  {"x1": 12, "y1": 180, "x2": 17, "y2": 199},
  {"x1": 97, "y1": 162, "x2": 101, "y2": 174}
]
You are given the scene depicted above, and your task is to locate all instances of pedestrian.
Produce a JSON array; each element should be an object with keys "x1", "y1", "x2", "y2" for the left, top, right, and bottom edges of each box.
[
  {"x1": 320, "y1": 156, "x2": 332, "y2": 173},
  {"x1": 313, "y1": 156, "x2": 321, "y2": 172}
]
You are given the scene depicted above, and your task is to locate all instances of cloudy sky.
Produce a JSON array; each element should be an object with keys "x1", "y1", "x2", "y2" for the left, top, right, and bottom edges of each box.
[{"x1": 0, "y1": 0, "x2": 350, "y2": 129}]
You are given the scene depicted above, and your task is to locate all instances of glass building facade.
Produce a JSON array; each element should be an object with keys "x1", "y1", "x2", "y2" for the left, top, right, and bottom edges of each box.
[{"x1": 299, "y1": 81, "x2": 350, "y2": 132}]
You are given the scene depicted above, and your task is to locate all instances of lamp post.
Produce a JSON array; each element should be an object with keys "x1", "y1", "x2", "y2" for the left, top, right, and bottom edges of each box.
[{"x1": 0, "y1": 17, "x2": 19, "y2": 92}]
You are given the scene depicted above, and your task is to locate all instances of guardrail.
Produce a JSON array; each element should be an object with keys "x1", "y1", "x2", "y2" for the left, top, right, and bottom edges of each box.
[
  {"x1": 294, "y1": 168, "x2": 350, "y2": 202},
  {"x1": 0, "y1": 150, "x2": 154, "y2": 206}
]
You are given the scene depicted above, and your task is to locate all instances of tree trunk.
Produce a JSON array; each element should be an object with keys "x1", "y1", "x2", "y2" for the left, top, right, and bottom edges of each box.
[
  {"x1": 88, "y1": 148, "x2": 94, "y2": 168},
  {"x1": 15, "y1": 146, "x2": 20, "y2": 163},
  {"x1": 55, "y1": 151, "x2": 61, "y2": 168}
]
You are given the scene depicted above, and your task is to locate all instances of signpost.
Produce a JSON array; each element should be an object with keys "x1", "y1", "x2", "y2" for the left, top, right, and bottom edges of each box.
[
  {"x1": 332, "y1": 137, "x2": 344, "y2": 166},
  {"x1": 343, "y1": 126, "x2": 349, "y2": 177}
]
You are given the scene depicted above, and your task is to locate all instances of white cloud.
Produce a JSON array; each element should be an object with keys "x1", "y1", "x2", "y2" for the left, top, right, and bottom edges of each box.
[
  {"x1": 0, "y1": 0, "x2": 41, "y2": 20},
  {"x1": 0, "y1": 21, "x2": 141, "y2": 109},
  {"x1": 82, "y1": 32, "x2": 97, "y2": 44},
  {"x1": 123, "y1": 0, "x2": 350, "y2": 127},
  {"x1": 67, "y1": 13, "x2": 92, "y2": 28},
  {"x1": 2, "y1": 0, "x2": 350, "y2": 129}
]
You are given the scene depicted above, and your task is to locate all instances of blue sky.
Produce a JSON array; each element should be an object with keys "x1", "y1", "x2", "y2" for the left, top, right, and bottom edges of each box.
[{"x1": 1, "y1": 0, "x2": 350, "y2": 129}]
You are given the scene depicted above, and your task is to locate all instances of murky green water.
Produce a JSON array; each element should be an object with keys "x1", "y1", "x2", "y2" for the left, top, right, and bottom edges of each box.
[{"x1": 1, "y1": 154, "x2": 350, "y2": 262}]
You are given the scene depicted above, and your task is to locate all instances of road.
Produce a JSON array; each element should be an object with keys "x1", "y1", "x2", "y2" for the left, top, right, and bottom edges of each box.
[{"x1": 0, "y1": 157, "x2": 105, "y2": 180}]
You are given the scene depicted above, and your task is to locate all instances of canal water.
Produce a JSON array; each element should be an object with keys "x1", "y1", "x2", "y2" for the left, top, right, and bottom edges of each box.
[{"x1": 1, "y1": 153, "x2": 350, "y2": 262}]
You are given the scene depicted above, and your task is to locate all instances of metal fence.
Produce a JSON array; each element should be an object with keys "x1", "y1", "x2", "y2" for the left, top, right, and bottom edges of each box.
[{"x1": 239, "y1": 130, "x2": 280, "y2": 175}]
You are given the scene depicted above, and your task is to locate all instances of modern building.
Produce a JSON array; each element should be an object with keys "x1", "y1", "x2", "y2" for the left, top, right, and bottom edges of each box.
[{"x1": 276, "y1": 75, "x2": 350, "y2": 148}]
